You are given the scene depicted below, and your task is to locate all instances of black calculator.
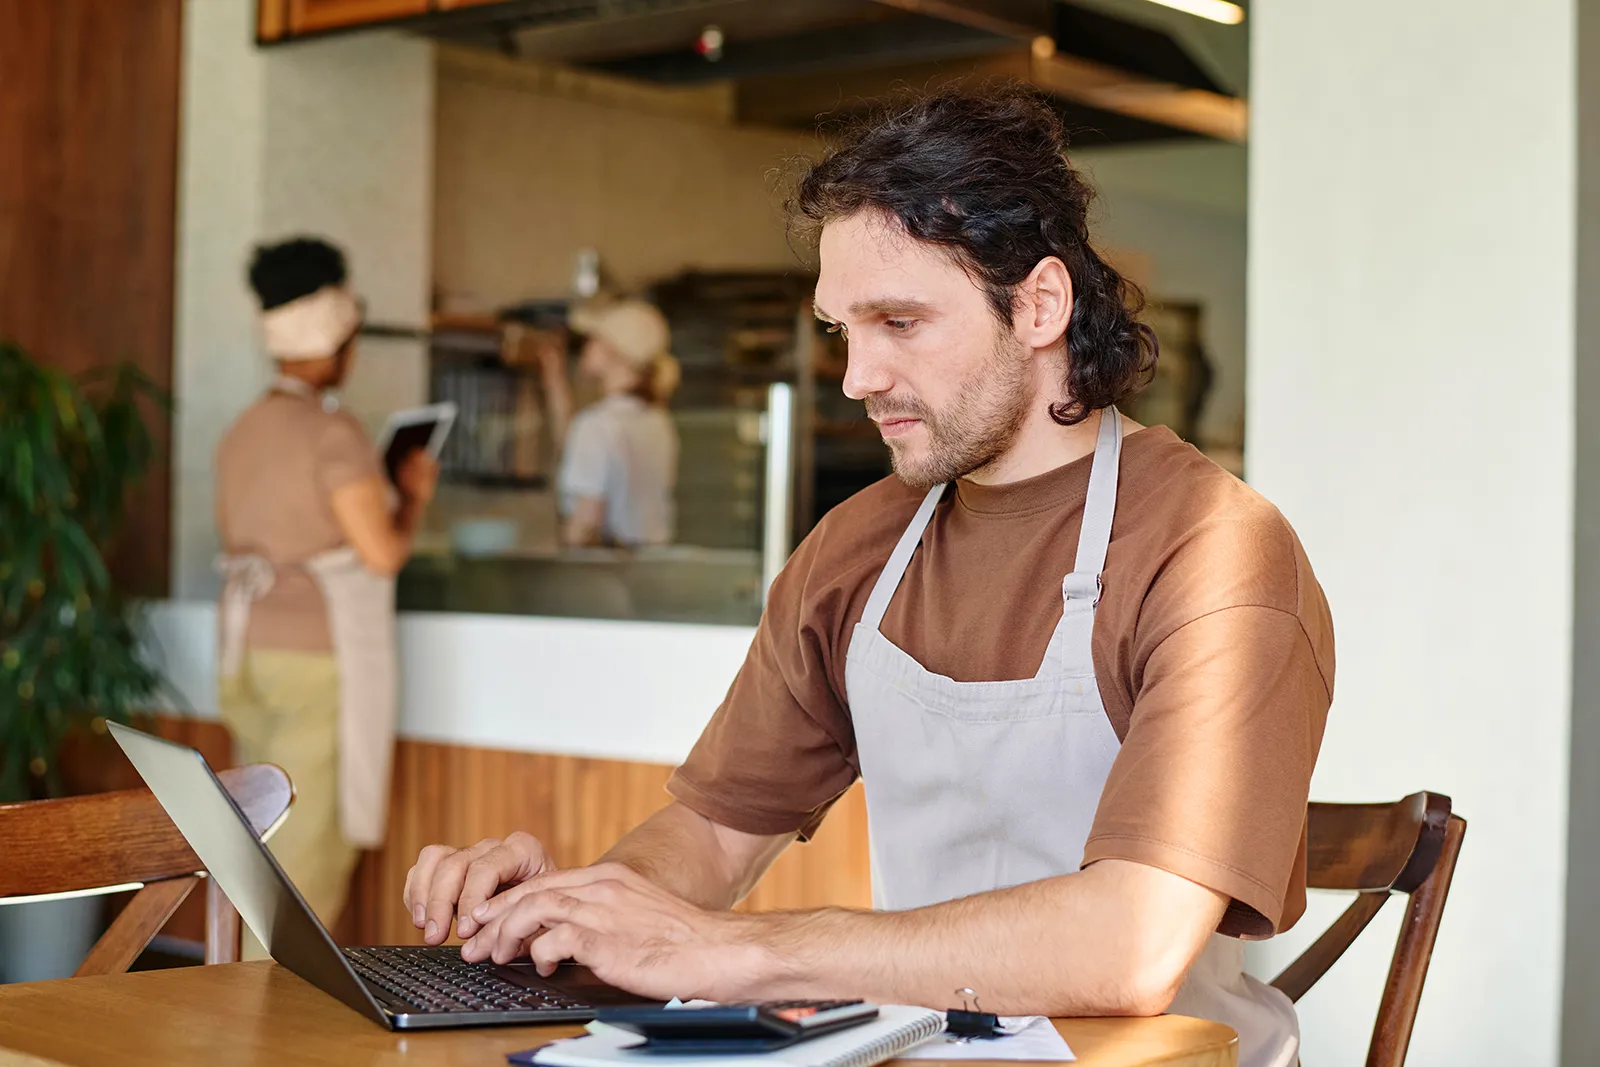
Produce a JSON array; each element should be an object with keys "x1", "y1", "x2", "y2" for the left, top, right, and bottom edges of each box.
[{"x1": 596, "y1": 1000, "x2": 880, "y2": 1053}]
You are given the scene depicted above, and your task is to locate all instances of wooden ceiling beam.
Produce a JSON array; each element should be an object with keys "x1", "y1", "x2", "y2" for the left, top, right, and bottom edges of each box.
[
  {"x1": 1029, "y1": 51, "x2": 1246, "y2": 143},
  {"x1": 866, "y1": 0, "x2": 1053, "y2": 41},
  {"x1": 863, "y1": 0, "x2": 1246, "y2": 142},
  {"x1": 740, "y1": 47, "x2": 1245, "y2": 143}
]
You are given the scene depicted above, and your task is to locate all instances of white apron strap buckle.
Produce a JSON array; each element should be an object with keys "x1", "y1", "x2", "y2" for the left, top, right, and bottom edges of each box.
[{"x1": 1061, "y1": 572, "x2": 1102, "y2": 604}]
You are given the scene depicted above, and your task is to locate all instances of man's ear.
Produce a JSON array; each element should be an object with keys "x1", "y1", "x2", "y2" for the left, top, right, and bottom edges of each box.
[{"x1": 1012, "y1": 256, "x2": 1074, "y2": 351}]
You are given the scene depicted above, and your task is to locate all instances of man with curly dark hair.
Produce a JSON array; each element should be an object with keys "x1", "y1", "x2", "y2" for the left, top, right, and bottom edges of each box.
[{"x1": 406, "y1": 87, "x2": 1330, "y2": 1067}]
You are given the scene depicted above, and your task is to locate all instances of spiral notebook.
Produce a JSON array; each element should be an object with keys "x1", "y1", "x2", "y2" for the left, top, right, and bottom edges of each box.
[{"x1": 512, "y1": 1005, "x2": 944, "y2": 1067}]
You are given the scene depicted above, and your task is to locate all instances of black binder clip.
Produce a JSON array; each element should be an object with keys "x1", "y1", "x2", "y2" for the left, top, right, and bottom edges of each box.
[{"x1": 946, "y1": 988, "x2": 1003, "y2": 1040}]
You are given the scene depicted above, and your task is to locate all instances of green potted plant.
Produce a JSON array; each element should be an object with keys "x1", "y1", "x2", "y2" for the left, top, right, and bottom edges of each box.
[{"x1": 0, "y1": 339, "x2": 172, "y2": 980}]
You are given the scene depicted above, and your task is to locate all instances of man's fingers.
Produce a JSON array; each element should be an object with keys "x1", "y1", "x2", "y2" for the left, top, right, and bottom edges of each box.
[
  {"x1": 404, "y1": 844, "x2": 456, "y2": 929},
  {"x1": 456, "y1": 834, "x2": 550, "y2": 938},
  {"x1": 503, "y1": 890, "x2": 594, "y2": 946},
  {"x1": 464, "y1": 890, "x2": 595, "y2": 965},
  {"x1": 421, "y1": 838, "x2": 499, "y2": 944},
  {"x1": 471, "y1": 861, "x2": 636, "y2": 923},
  {"x1": 466, "y1": 877, "x2": 543, "y2": 930},
  {"x1": 402, "y1": 865, "x2": 419, "y2": 925},
  {"x1": 529, "y1": 922, "x2": 598, "y2": 975}
]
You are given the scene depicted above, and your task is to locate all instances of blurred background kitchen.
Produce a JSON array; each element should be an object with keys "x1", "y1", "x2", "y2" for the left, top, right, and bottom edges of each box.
[{"x1": 167, "y1": 0, "x2": 1248, "y2": 629}]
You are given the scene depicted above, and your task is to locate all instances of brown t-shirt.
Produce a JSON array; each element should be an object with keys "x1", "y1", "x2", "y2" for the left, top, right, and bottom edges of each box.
[
  {"x1": 668, "y1": 426, "x2": 1334, "y2": 938},
  {"x1": 215, "y1": 391, "x2": 382, "y2": 653}
]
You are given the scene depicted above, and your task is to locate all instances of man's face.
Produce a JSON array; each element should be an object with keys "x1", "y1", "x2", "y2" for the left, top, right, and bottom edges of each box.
[{"x1": 813, "y1": 210, "x2": 1036, "y2": 488}]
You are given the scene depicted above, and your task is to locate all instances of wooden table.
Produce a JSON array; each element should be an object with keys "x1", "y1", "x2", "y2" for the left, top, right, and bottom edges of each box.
[{"x1": 0, "y1": 963, "x2": 1236, "y2": 1067}]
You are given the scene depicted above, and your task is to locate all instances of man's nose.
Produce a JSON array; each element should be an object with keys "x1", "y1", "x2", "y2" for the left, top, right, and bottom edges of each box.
[{"x1": 842, "y1": 342, "x2": 892, "y2": 401}]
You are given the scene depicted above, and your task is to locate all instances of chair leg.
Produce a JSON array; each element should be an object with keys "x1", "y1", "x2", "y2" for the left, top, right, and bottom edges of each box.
[
  {"x1": 1368, "y1": 815, "x2": 1468, "y2": 1067},
  {"x1": 204, "y1": 876, "x2": 242, "y2": 965},
  {"x1": 75, "y1": 877, "x2": 198, "y2": 977}
]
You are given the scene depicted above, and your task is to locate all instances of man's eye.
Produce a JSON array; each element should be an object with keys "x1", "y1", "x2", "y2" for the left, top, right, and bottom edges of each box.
[{"x1": 885, "y1": 319, "x2": 917, "y2": 332}]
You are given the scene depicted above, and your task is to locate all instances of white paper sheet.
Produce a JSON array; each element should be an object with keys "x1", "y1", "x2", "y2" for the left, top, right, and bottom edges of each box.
[{"x1": 898, "y1": 1015, "x2": 1076, "y2": 1062}]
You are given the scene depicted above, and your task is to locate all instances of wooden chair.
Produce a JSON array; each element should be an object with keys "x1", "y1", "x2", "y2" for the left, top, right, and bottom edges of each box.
[
  {"x1": 1271, "y1": 792, "x2": 1467, "y2": 1067},
  {"x1": 0, "y1": 763, "x2": 292, "y2": 975}
]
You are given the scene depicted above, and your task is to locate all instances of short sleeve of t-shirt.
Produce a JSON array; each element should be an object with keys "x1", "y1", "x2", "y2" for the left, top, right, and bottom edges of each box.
[
  {"x1": 1082, "y1": 604, "x2": 1329, "y2": 937},
  {"x1": 560, "y1": 410, "x2": 613, "y2": 504},
  {"x1": 314, "y1": 413, "x2": 381, "y2": 497}
]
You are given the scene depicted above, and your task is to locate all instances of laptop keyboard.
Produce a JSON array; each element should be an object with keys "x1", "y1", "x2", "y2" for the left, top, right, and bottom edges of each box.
[{"x1": 345, "y1": 946, "x2": 591, "y2": 1015}]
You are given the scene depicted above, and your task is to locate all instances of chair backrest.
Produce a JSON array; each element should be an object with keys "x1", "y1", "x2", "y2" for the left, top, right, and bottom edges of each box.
[
  {"x1": 1271, "y1": 792, "x2": 1467, "y2": 1067},
  {"x1": 0, "y1": 763, "x2": 292, "y2": 975}
]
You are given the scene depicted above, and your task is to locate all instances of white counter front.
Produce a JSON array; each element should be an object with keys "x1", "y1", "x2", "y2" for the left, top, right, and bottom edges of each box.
[{"x1": 143, "y1": 601, "x2": 756, "y2": 766}]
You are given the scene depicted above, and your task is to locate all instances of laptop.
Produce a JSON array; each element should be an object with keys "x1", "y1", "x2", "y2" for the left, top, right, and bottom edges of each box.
[{"x1": 109, "y1": 722, "x2": 658, "y2": 1029}]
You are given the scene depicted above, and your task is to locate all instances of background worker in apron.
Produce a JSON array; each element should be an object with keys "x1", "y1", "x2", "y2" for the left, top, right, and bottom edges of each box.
[
  {"x1": 403, "y1": 86, "x2": 1332, "y2": 1067},
  {"x1": 556, "y1": 298, "x2": 681, "y2": 548},
  {"x1": 216, "y1": 236, "x2": 438, "y2": 939}
]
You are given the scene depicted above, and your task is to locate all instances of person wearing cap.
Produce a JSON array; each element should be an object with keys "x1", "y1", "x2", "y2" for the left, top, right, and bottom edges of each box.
[
  {"x1": 214, "y1": 236, "x2": 439, "y2": 937},
  {"x1": 558, "y1": 299, "x2": 681, "y2": 547}
]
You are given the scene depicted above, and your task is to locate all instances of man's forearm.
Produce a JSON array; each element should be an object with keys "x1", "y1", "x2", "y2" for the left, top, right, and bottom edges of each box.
[
  {"x1": 730, "y1": 860, "x2": 1226, "y2": 1017},
  {"x1": 599, "y1": 802, "x2": 793, "y2": 911}
]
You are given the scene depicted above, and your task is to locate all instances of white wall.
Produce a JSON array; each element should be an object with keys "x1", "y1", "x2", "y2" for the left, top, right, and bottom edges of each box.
[
  {"x1": 171, "y1": 0, "x2": 270, "y2": 602},
  {"x1": 1245, "y1": 2, "x2": 1576, "y2": 1065},
  {"x1": 171, "y1": 0, "x2": 434, "y2": 600}
]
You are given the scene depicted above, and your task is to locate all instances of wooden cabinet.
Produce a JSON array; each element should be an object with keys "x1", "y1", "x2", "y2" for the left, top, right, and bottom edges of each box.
[
  {"x1": 255, "y1": 0, "x2": 524, "y2": 44},
  {"x1": 258, "y1": 0, "x2": 432, "y2": 42}
]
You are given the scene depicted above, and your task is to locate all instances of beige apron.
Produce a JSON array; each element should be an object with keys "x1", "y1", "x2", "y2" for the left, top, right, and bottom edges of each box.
[
  {"x1": 217, "y1": 379, "x2": 399, "y2": 848},
  {"x1": 844, "y1": 408, "x2": 1299, "y2": 1067}
]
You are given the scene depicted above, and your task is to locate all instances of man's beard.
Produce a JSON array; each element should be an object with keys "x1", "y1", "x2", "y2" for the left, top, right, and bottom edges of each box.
[{"x1": 866, "y1": 334, "x2": 1035, "y2": 490}]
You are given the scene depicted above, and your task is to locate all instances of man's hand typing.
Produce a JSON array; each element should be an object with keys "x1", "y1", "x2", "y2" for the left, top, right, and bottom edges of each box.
[{"x1": 402, "y1": 831, "x2": 556, "y2": 944}]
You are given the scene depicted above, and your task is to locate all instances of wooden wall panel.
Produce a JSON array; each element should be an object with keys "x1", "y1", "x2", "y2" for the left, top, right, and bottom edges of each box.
[
  {"x1": 0, "y1": 0, "x2": 181, "y2": 595},
  {"x1": 345, "y1": 740, "x2": 871, "y2": 945}
]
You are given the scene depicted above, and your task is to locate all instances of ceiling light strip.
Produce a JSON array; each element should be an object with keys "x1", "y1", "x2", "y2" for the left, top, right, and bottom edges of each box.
[{"x1": 1141, "y1": 0, "x2": 1245, "y2": 26}]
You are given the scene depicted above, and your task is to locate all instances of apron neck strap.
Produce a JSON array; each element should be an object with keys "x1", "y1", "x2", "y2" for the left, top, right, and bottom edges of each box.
[
  {"x1": 1062, "y1": 407, "x2": 1124, "y2": 602},
  {"x1": 858, "y1": 407, "x2": 1126, "y2": 630},
  {"x1": 860, "y1": 484, "x2": 947, "y2": 632}
]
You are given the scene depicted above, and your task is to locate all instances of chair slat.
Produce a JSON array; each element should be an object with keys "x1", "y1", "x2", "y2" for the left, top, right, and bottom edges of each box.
[
  {"x1": 73, "y1": 877, "x2": 198, "y2": 976},
  {"x1": 0, "y1": 761, "x2": 292, "y2": 975},
  {"x1": 0, "y1": 764, "x2": 291, "y2": 897},
  {"x1": 1271, "y1": 891, "x2": 1388, "y2": 1002}
]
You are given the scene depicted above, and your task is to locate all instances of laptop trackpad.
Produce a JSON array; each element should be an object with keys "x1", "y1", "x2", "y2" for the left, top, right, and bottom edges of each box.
[{"x1": 497, "y1": 962, "x2": 661, "y2": 1006}]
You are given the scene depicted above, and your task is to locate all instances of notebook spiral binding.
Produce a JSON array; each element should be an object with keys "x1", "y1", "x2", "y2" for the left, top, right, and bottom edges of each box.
[{"x1": 823, "y1": 1012, "x2": 945, "y2": 1067}]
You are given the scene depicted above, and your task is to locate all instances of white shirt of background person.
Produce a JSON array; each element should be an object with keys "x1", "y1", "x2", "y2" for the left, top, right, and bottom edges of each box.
[
  {"x1": 556, "y1": 299, "x2": 680, "y2": 547},
  {"x1": 559, "y1": 393, "x2": 677, "y2": 546}
]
